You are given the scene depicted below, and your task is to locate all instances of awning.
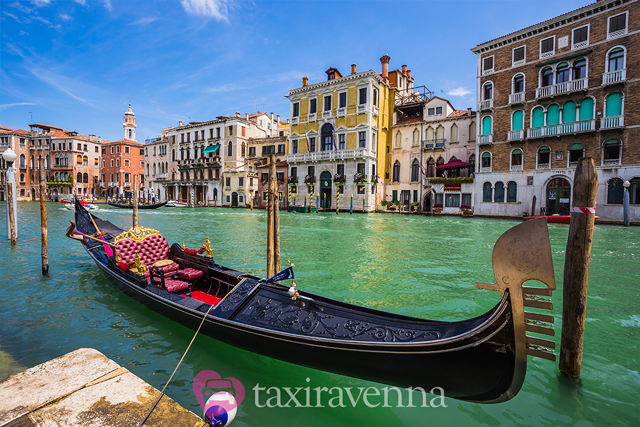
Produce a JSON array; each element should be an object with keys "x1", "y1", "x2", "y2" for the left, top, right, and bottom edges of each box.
[
  {"x1": 203, "y1": 144, "x2": 220, "y2": 154},
  {"x1": 436, "y1": 158, "x2": 472, "y2": 171}
]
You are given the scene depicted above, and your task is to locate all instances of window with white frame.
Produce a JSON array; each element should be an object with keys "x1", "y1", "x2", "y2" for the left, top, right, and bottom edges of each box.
[
  {"x1": 482, "y1": 56, "x2": 494, "y2": 74},
  {"x1": 339, "y1": 92, "x2": 347, "y2": 108},
  {"x1": 607, "y1": 47, "x2": 625, "y2": 72},
  {"x1": 324, "y1": 95, "x2": 332, "y2": 111},
  {"x1": 572, "y1": 25, "x2": 589, "y2": 50},
  {"x1": 338, "y1": 134, "x2": 345, "y2": 150},
  {"x1": 608, "y1": 12, "x2": 628, "y2": 39},
  {"x1": 540, "y1": 36, "x2": 555, "y2": 58},
  {"x1": 372, "y1": 88, "x2": 378, "y2": 106},
  {"x1": 309, "y1": 98, "x2": 317, "y2": 115},
  {"x1": 359, "y1": 87, "x2": 367, "y2": 105},
  {"x1": 512, "y1": 46, "x2": 526, "y2": 66},
  {"x1": 513, "y1": 74, "x2": 525, "y2": 94},
  {"x1": 292, "y1": 102, "x2": 300, "y2": 117}
]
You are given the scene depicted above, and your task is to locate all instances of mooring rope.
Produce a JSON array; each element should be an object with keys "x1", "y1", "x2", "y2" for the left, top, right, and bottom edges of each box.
[{"x1": 138, "y1": 302, "x2": 217, "y2": 426}]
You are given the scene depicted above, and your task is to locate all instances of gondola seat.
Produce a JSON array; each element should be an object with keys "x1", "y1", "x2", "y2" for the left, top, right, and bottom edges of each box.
[
  {"x1": 149, "y1": 266, "x2": 189, "y2": 293},
  {"x1": 178, "y1": 268, "x2": 203, "y2": 281}
]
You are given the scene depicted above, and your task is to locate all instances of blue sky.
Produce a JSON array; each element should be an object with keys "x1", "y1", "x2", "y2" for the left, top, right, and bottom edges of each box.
[{"x1": 1, "y1": 0, "x2": 589, "y2": 142}]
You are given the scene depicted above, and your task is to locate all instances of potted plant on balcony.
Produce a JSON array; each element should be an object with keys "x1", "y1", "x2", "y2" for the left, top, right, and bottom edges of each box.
[
  {"x1": 287, "y1": 176, "x2": 298, "y2": 185},
  {"x1": 381, "y1": 200, "x2": 388, "y2": 209},
  {"x1": 461, "y1": 205, "x2": 473, "y2": 216},
  {"x1": 354, "y1": 173, "x2": 368, "y2": 185},
  {"x1": 433, "y1": 203, "x2": 443, "y2": 214},
  {"x1": 333, "y1": 174, "x2": 346, "y2": 184},
  {"x1": 372, "y1": 174, "x2": 381, "y2": 185},
  {"x1": 304, "y1": 175, "x2": 316, "y2": 185},
  {"x1": 390, "y1": 200, "x2": 400, "y2": 210},
  {"x1": 411, "y1": 201, "x2": 419, "y2": 211}
]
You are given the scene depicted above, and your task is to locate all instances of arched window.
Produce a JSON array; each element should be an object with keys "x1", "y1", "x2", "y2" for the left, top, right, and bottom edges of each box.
[
  {"x1": 392, "y1": 161, "x2": 400, "y2": 182},
  {"x1": 450, "y1": 124, "x2": 458, "y2": 142},
  {"x1": 55, "y1": 173, "x2": 59, "y2": 181},
  {"x1": 77, "y1": 155, "x2": 82, "y2": 165},
  {"x1": 469, "y1": 122, "x2": 476, "y2": 141},
  {"x1": 532, "y1": 106, "x2": 545, "y2": 128},
  {"x1": 607, "y1": 47, "x2": 625, "y2": 72},
  {"x1": 436, "y1": 157, "x2": 444, "y2": 177},
  {"x1": 241, "y1": 142, "x2": 246, "y2": 157},
  {"x1": 538, "y1": 146, "x2": 551, "y2": 168},
  {"x1": 20, "y1": 173, "x2": 25, "y2": 183},
  {"x1": 573, "y1": 59, "x2": 587, "y2": 80},
  {"x1": 511, "y1": 149, "x2": 523, "y2": 169},
  {"x1": 569, "y1": 143, "x2": 584, "y2": 164},
  {"x1": 77, "y1": 172, "x2": 82, "y2": 183},
  {"x1": 411, "y1": 159, "x2": 419, "y2": 182},
  {"x1": 427, "y1": 158, "x2": 435, "y2": 177},
  {"x1": 395, "y1": 130, "x2": 401, "y2": 147},
  {"x1": 321, "y1": 123, "x2": 334, "y2": 151},
  {"x1": 542, "y1": 67, "x2": 554, "y2": 86},
  {"x1": 412, "y1": 129, "x2": 420, "y2": 147},
  {"x1": 563, "y1": 101, "x2": 577, "y2": 124},
  {"x1": 580, "y1": 97, "x2": 594, "y2": 121},
  {"x1": 507, "y1": 182, "x2": 518, "y2": 202},
  {"x1": 426, "y1": 127, "x2": 434, "y2": 144},
  {"x1": 481, "y1": 151, "x2": 491, "y2": 169},
  {"x1": 469, "y1": 154, "x2": 475, "y2": 167},
  {"x1": 30, "y1": 155, "x2": 34, "y2": 168},
  {"x1": 547, "y1": 104, "x2": 560, "y2": 126},
  {"x1": 607, "y1": 178, "x2": 624, "y2": 204},
  {"x1": 603, "y1": 139, "x2": 621, "y2": 164},
  {"x1": 513, "y1": 74, "x2": 524, "y2": 94},
  {"x1": 83, "y1": 173, "x2": 88, "y2": 183},
  {"x1": 172, "y1": 148, "x2": 176, "y2": 161},
  {"x1": 481, "y1": 116, "x2": 492, "y2": 135},
  {"x1": 146, "y1": 164, "x2": 149, "y2": 175},
  {"x1": 483, "y1": 82, "x2": 493, "y2": 100},
  {"x1": 152, "y1": 164, "x2": 156, "y2": 175},
  {"x1": 19, "y1": 154, "x2": 26, "y2": 168},
  {"x1": 512, "y1": 111, "x2": 523, "y2": 131},
  {"x1": 46, "y1": 155, "x2": 49, "y2": 169},
  {"x1": 483, "y1": 182, "x2": 493, "y2": 202},
  {"x1": 436, "y1": 125, "x2": 444, "y2": 143},
  {"x1": 227, "y1": 141, "x2": 232, "y2": 157},
  {"x1": 494, "y1": 182, "x2": 505, "y2": 202},
  {"x1": 83, "y1": 156, "x2": 88, "y2": 166},
  {"x1": 556, "y1": 63, "x2": 569, "y2": 84},
  {"x1": 605, "y1": 92, "x2": 623, "y2": 117}
]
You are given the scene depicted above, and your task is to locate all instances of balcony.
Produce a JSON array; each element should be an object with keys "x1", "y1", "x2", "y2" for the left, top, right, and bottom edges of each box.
[
  {"x1": 510, "y1": 164, "x2": 523, "y2": 172},
  {"x1": 322, "y1": 111, "x2": 332, "y2": 119},
  {"x1": 480, "y1": 166, "x2": 492, "y2": 173},
  {"x1": 288, "y1": 148, "x2": 371, "y2": 163},
  {"x1": 337, "y1": 107, "x2": 347, "y2": 117},
  {"x1": 508, "y1": 130, "x2": 524, "y2": 141},
  {"x1": 357, "y1": 105, "x2": 366, "y2": 114},
  {"x1": 509, "y1": 92, "x2": 525, "y2": 104},
  {"x1": 537, "y1": 163, "x2": 550, "y2": 169},
  {"x1": 479, "y1": 99, "x2": 493, "y2": 110},
  {"x1": 527, "y1": 119, "x2": 595, "y2": 138},
  {"x1": 479, "y1": 134, "x2": 493, "y2": 144},
  {"x1": 372, "y1": 105, "x2": 379, "y2": 116},
  {"x1": 291, "y1": 117, "x2": 299, "y2": 125},
  {"x1": 124, "y1": 182, "x2": 131, "y2": 188},
  {"x1": 155, "y1": 173, "x2": 168, "y2": 180},
  {"x1": 603, "y1": 69, "x2": 626, "y2": 85},
  {"x1": 535, "y1": 77, "x2": 588, "y2": 98},
  {"x1": 601, "y1": 115, "x2": 624, "y2": 129},
  {"x1": 603, "y1": 158, "x2": 621, "y2": 166},
  {"x1": 308, "y1": 113, "x2": 316, "y2": 122}
]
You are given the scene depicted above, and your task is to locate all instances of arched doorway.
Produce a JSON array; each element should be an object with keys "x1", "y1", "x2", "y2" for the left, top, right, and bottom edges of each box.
[
  {"x1": 51, "y1": 188, "x2": 59, "y2": 201},
  {"x1": 231, "y1": 191, "x2": 239, "y2": 207},
  {"x1": 319, "y1": 171, "x2": 332, "y2": 210},
  {"x1": 31, "y1": 188, "x2": 36, "y2": 200},
  {"x1": 546, "y1": 177, "x2": 571, "y2": 215},
  {"x1": 423, "y1": 192, "x2": 431, "y2": 212}
]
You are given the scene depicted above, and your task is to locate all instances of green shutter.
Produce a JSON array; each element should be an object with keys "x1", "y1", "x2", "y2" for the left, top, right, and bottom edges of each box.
[
  {"x1": 512, "y1": 111, "x2": 523, "y2": 131},
  {"x1": 512, "y1": 148, "x2": 522, "y2": 155},
  {"x1": 547, "y1": 104, "x2": 560, "y2": 125},
  {"x1": 482, "y1": 152, "x2": 491, "y2": 158},
  {"x1": 570, "y1": 143, "x2": 584, "y2": 150},
  {"x1": 562, "y1": 101, "x2": 576, "y2": 123},
  {"x1": 532, "y1": 107, "x2": 544, "y2": 128},
  {"x1": 482, "y1": 116, "x2": 492, "y2": 135},
  {"x1": 606, "y1": 93, "x2": 623, "y2": 117},
  {"x1": 579, "y1": 98, "x2": 594, "y2": 121}
]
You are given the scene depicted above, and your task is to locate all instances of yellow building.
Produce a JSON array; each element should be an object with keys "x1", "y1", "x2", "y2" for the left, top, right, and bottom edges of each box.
[{"x1": 287, "y1": 56, "x2": 404, "y2": 212}]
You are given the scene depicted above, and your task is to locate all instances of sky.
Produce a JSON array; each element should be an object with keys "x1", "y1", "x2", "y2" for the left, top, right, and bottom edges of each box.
[{"x1": 1, "y1": 0, "x2": 591, "y2": 142}]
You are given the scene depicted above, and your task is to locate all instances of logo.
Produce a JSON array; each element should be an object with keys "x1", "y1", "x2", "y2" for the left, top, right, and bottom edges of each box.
[{"x1": 194, "y1": 370, "x2": 245, "y2": 426}]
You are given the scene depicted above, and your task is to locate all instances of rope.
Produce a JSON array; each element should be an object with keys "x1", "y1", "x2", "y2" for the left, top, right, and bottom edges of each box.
[{"x1": 138, "y1": 302, "x2": 217, "y2": 426}]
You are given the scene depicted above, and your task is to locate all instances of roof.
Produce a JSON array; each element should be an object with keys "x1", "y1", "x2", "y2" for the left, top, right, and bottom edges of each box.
[
  {"x1": 107, "y1": 139, "x2": 143, "y2": 146},
  {"x1": 395, "y1": 116, "x2": 423, "y2": 126},
  {"x1": 0, "y1": 125, "x2": 30, "y2": 135},
  {"x1": 448, "y1": 109, "x2": 475, "y2": 118},
  {"x1": 29, "y1": 123, "x2": 64, "y2": 131}
]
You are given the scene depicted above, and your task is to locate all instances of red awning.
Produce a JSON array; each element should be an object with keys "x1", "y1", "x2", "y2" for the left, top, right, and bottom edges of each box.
[{"x1": 436, "y1": 158, "x2": 472, "y2": 171}]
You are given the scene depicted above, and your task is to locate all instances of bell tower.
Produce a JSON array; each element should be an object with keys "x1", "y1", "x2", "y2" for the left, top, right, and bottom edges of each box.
[{"x1": 123, "y1": 103, "x2": 136, "y2": 141}]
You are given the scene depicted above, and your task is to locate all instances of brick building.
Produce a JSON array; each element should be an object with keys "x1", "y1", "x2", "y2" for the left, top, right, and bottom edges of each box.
[{"x1": 471, "y1": 0, "x2": 639, "y2": 220}]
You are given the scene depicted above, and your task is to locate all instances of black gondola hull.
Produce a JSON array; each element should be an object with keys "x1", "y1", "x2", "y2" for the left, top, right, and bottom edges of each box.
[{"x1": 107, "y1": 201, "x2": 167, "y2": 209}]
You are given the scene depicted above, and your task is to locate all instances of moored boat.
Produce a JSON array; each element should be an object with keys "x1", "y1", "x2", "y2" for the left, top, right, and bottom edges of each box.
[
  {"x1": 166, "y1": 200, "x2": 189, "y2": 208},
  {"x1": 107, "y1": 201, "x2": 167, "y2": 209},
  {"x1": 67, "y1": 199, "x2": 558, "y2": 403}
]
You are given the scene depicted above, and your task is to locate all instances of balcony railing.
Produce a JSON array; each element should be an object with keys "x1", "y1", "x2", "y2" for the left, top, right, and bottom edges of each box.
[
  {"x1": 308, "y1": 113, "x2": 316, "y2": 122},
  {"x1": 601, "y1": 115, "x2": 624, "y2": 129},
  {"x1": 291, "y1": 117, "x2": 299, "y2": 125},
  {"x1": 527, "y1": 119, "x2": 595, "y2": 138},
  {"x1": 510, "y1": 164, "x2": 523, "y2": 171},
  {"x1": 537, "y1": 163, "x2": 550, "y2": 169},
  {"x1": 372, "y1": 106, "x2": 379, "y2": 115},
  {"x1": 603, "y1": 158, "x2": 621, "y2": 166},
  {"x1": 357, "y1": 105, "x2": 366, "y2": 114},
  {"x1": 124, "y1": 182, "x2": 131, "y2": 188},
  {"x1": 322, "y1": 111, "x2": 332, "y2": 119},
  {"x1": 479, "y1": 99, "x2": 493, "y2": 110},
  {"x1": 480, "y1": 166, "x2": 492, "y2": 173},
  {"x1": 508, "y1": 130, "x2": 524, "y2": 141},
  {"x1": 509, "y1": 92, "x2": 525, "y2": 104},
  {"x1": 155, "y1": 173, "x2": 168, "y2": 179},
  {"x1": 479, "y1": 134, "x2": 493, "y2": 144},
  {"x1": 602, "y1": 69, "x2": 626, "y2": 85},
  {"x1": 337, "y1": 107, "x2": 347, "y2": 117},
  {"x1": 288, "y1": 148, "x2": 371, "y2": 163},
  {"x1": 535, "y1": 77, "x2": 588, "y2": 98}
]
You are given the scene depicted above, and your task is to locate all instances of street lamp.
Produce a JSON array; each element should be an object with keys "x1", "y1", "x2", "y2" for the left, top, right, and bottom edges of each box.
[{"x1": 3, "y1": 147, "x2": 18, "y2": 239}]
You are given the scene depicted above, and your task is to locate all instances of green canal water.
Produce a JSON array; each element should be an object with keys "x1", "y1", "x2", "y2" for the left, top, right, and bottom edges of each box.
[{"x1": 0, "y1": 203, "x2": 638, "y2": 426}]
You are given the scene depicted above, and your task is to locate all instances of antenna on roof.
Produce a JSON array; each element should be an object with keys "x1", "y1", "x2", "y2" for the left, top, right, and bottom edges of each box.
[{"x1": 29, "y1": 112, "x2": 33, "y2": 122}]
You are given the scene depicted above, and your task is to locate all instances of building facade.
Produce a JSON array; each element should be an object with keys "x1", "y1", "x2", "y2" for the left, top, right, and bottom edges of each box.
[
  {"x1": 287, "y1": 57, "x2": 398, "y2": 212},
  {"x1": 472, "y1": 0, "x2": 639, "y2": 220}
]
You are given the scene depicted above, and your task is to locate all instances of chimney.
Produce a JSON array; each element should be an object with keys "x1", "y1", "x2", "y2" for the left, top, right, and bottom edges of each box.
[
  {"x1": 98, "y1": 136, "x2": 101, "y2": 143},
  {"x1": 245, "y1": 113, "x2": 249, "y2": 119},
  {"x1": 235, "y1": 111, "x2": 241, "y2": 117},
  {"x1": 407, "y1": 70, "x2": 412, "y2": 80},
  {"x1": 467, "y1": 107, "x2": 473, "y2": 115},
  {"x1": 277, "y1": 114, "x2": 280, "y2": 123},
  {"x1": 89, "y1": 134, "x2": 94, "y2": 141},
  {"x1": 351, "y1": 64, "x2": 357, "y2": 74},
  {"x1": 179, "y1": 120, "x2": 183, "y2": 127},
  {"x1": 402, "y1": 64, "x2": 407, "y2": 73},
  {"x1": 380, "y1": 55, "x2": 390, "y2": 83},
  {"x1": 287, "y1": 119, "x2": 290, "y2": 124},
  {"x1": 302, "y1": 76, "x2": 308, "y2": 87}
]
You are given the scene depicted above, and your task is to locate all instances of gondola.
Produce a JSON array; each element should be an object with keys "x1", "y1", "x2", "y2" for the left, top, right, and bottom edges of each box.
[
  {"x1": 107, "y1": 201, "x2": 167, "y2": 209},
  {"x1": 67, "y1": 199, "x2": 557, "y2": 403},
  {"x1": 523, "y1": 214, "x2": 599, "y2": 223}
]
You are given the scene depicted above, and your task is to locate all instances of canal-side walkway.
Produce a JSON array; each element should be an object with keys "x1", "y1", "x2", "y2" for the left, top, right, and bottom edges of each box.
[{"x1": 0, "y1": 348, "x2": 205, "y2": 427}]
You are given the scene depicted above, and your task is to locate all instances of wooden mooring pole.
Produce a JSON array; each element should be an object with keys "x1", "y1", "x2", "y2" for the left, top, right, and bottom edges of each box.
[
  {"x1": 39, "y1": 158, "x2": 49, "y2": 276},
  {"x1": 7, "y1": 183, "x2": 16, "y2": 245},
  {"x1": 559, "y1": 158, "x2": 598, "y2": 377},
  {"x1": 266, "y1": 155, "x2": 276, "y2": 278},
  {"x1": 271, "y1": 156, "x2": 281, "y2": 274},
  {"x1": 132, "y1": 175, "x2": 139, "y2": 227}
]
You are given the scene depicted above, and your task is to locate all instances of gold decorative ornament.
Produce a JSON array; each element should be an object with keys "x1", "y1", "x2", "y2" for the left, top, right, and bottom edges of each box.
[
  {"x1": 202, "y1": 237, "x2": 214, "y2": 258},
  {"x1": 288, "y1": 280, "x2": 299, "y2": 301},
  {"x1": 153, "y1": 259, "x2": 174, "y2": 267},
  {"x1": 113, "y1": 225, "x2": 161, "y2": 245},
  {"x1": 182, "y1": 242, "x2": 186, "y2": 251},
  {"x1": 130, "y1": 251, "x2": 147, "y2": 276},
  {"x1": 116, "y1": 254, "x2": 122, "y2": 263}
]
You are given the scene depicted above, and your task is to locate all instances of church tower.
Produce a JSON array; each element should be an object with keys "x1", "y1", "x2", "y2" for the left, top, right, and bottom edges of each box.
[{"x1": 123, "y1": 103, "x2": 137, "y2": 141}]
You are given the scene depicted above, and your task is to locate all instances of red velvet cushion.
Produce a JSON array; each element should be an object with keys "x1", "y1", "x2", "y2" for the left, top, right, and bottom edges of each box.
[
  {"x1": 165, "y1": 279, "x2": 189, "y2": 293},
  {"x1": 144, "y1": 262, "x2": 180, "y2": 280},
  {"x1": 117, "y1": 234, "x2": 170, "y2": 265},
  {"x1": 178, "y1": 268, "x2": 203, "y2": 280}
]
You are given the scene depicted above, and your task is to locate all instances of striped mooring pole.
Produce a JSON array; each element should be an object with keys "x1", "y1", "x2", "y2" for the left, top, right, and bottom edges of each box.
[
  {"x1": 288, "y1": 187, "x2": 292, "y2": 209},
  {"x1": 316, "y1": 193, "x2": 319, "y2": 213},
  {"x1": 336, "y1": 190, "x2": 339, "y2": 215},
  {"x1": 350, "y1": 194, "x2": 353, "y2": 214},
  {"x1": 363, "y1": 194, "x2": 365, "y2": 212}
]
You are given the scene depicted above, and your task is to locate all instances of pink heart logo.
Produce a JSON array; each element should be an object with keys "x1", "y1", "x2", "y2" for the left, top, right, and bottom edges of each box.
[{"x1": 193, "y1": 370, "x2": 245, "y2": 411}]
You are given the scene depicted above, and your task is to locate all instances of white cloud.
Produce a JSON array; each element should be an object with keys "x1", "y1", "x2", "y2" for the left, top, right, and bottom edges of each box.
[
  {"x1": 104, "y1": 0, "x2": 113, "y2": 12},
  {"x1": 448, "y1": 87, "x2": 472, "y2": 98},
  {"x1": 131, "y1": 16, "x2": 158, "y2": 25},
  {"x1": 2, "y1": 11, "x2": 20, "y2": 22},
  {"x1": 30, "y1": 0, "x2": 52, "y2": 6},
  {"x1": 0, "y1": 102, "x2": 36, "y2": 111},
  {"x1": 19, "y1": 30, "x2": 29, "y2": 35},
  {"x1": 180, "y1": 0, "x2": 231, "y2": 22},
  {"x1": 10, "y1": 2, "x2": 33, "y2": 13},
  {"x1": 59, "y1": 13, "x2": 72, "y2": 21},
  {"x1": 75, "y1": 0, "x2": 87, "y2": 5}
]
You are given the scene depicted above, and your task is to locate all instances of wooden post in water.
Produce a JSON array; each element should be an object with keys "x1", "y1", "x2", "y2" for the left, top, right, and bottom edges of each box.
[
  {"x1": 39, "y1": 158, "x2": 49, "y2": 275},
  {"x1": 132, "y1": 175, "x2": 139, "y2": 227},
  {"x1": 270, "y1": 155, "x2": 281, "y2": 274},
  {"x1": 350, "y1": 194, "x2": 353, "y2": 214},
  {"x1": 7, "y1": 183, "x2": 16, "y2": 245},
  {"x1": 266, "y1": 156, "x2": 275, "y2": 278},
  {"x1": 560, "y1": 157, "x2": 598, "y2": 378},
  {"x1": 531, "y1": 195, "x2": 537, "y2": 216}
]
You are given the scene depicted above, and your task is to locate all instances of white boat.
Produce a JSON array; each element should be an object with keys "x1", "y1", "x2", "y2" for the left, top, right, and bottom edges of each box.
[
  {"x1": 65, "y1": 203, "x2": 99, "y2": 211},
  {"x1": 166, "y1": 200, "x2": 189, "y2": 208}
]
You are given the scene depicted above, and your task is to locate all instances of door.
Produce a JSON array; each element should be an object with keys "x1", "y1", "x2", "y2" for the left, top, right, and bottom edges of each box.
[
  {"x1": 231, "y1": 192, "x2": 239, "y2": 207},
  {"x1": 319, "y1": 171, "x2": 332, "y2": 210},
  {"x1": 546, "y1": 177, "x2": 571, "y2": 215},
  {"x1": 423, "y1": 193, "x2": 431, "y2": 212}
]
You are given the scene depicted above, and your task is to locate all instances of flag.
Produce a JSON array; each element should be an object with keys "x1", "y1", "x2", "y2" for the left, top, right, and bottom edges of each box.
[
  {"x1": 266, "y1": 266, "x2": 295, "y2": 283},
  {"x1": 172, "y1": 167, "x2": 177, "y2": 173},
  {"x1": 305, "y1": 123, "x2": 311, "y2": 152}
]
